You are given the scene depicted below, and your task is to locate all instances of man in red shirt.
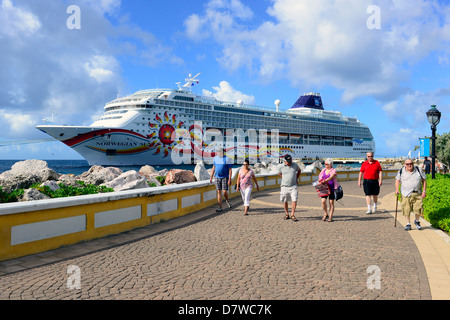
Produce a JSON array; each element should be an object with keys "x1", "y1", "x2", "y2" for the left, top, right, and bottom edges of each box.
[{"x1": 358, "y1": 152, "x2": 382, "y2": 214}]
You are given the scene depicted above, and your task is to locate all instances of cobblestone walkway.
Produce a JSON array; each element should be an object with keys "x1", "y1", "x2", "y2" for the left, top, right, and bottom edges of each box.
[{"x1": 0, "y1": 179, "x2": 432, "y2": 300}]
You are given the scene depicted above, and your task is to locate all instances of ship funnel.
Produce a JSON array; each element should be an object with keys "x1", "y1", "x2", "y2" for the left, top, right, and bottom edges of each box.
[
  {"x1": 274, "y1": 99, "x2": 281, "y2": 112},
  {"x1": 290, "y1": 92, "x2": 324, "y2": 110}
]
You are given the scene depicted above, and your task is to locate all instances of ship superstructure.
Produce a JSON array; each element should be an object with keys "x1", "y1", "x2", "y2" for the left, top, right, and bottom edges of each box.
[{"x1": 36, "y1": 74, "x2": 375, "y2": 165}]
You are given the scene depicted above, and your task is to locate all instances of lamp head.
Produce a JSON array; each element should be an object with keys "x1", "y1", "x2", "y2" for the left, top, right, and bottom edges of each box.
[{"x1": 426, "y1": 105, "x2": 441, "y2": 127}]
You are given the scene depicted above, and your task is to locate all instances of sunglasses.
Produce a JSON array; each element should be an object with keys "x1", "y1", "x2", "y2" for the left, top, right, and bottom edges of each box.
[{"x1": 405, "y1": 163, "x2": 413, "y2": 165}]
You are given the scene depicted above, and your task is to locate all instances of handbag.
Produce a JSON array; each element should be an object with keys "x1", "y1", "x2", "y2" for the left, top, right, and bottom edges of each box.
[
  {"x1": 313, "y1": 181, "x2": 330, "y2": 197},
  {"x1": 334, "y1": 185, "x2": 343, "y2": 200}
]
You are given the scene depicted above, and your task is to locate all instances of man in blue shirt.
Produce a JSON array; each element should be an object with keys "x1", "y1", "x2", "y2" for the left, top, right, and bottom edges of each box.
[{"x1": 209, "y1": 149, "x2": 233, "y2": 212}]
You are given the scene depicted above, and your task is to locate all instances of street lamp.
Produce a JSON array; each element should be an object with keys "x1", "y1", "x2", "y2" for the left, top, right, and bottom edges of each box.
[{"x1": 426, "y1": 105, "x2": 441, "y2": 179}]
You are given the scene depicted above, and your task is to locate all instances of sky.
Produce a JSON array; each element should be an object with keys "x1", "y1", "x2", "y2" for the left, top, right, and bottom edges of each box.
[{"x1": 0, "y1": 0, "x2": 449, "y2": 160}]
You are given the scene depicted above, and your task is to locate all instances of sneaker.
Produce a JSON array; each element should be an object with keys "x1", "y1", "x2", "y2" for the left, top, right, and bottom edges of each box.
[
  {"x1": 226, "y1": 200, "x2": 232, "y2": 208},
  {"x1": 366, "y1": 209, "x2": 372, "y2": 214},
  {"x1": 414, "y1": 220, "x2": 422, "y2": 230},
  {"x1": 372, "y1": 206, "x2": 377, "y2": 213},
  {"x1": 404, "y1": 224, "x2": 411, "y2": 231},
  {"x1": 216, "y1": 207, "x2": 223, "y2": 212}
]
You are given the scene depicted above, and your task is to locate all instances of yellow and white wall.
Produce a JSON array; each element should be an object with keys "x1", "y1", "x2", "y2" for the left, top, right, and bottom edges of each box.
[{"x1": 0, "y1": 169, "x2": 398, "y2": 262}]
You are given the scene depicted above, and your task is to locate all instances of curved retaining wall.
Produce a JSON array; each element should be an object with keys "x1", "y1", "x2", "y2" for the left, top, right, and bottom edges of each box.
[{"x1": 0, "y1": 169, "x2": 398, "y2": 262}]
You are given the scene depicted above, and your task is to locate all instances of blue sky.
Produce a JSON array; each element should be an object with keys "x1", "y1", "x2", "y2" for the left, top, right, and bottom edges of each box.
[{"x1": 0, "y1": 0, "x2": 449, "y2": 160}]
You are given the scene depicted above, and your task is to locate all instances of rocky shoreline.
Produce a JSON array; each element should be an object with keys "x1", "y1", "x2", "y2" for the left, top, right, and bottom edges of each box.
[
  {"x1": 0, "y1": 159, "x2": 308, "y2": 202},
  {"x1": 0, "y1": 160, "x2": 198, "y2": 202},
  {"x1": 0, "y1": 158, "x2": 424, "y2": 203}
]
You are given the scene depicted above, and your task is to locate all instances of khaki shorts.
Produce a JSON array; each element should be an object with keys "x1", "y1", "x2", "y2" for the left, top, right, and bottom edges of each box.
[
  {"x1": 280, "y1": 186, "x2": 298, "y2": 203},
  {"x1": 401, "y1": 193, "x2": 423, "y2": 217}
]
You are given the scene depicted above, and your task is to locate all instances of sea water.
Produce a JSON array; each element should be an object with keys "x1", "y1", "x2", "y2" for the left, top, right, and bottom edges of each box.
[
  {"x1": 0, "y1": 159, "x2": 212, "y2": 176},
  {"x1": 0, "y1": 159, "x2": 362, "y2": 176}
]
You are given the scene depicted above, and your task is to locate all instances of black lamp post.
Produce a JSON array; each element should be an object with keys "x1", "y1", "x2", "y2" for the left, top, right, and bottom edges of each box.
[{"x1": 426, "y1": 105, "x2": 441, "y2": 179}]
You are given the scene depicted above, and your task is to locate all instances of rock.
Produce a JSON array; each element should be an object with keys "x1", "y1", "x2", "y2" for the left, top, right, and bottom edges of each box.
[
  {"x1": 0, "y1": 160, "x2": 60, "y2": 193},
  {"x1": 253, "y1": 162, "x2": 264, "y2": 169},
  {"x1": 393, "y1": 162, "x2": 403, "y2": 169},
  {"x1": 11, "y1": 159, "x2": 48, "y2": 173},
  {"x1": 138, "y1": 165, "x2": 162, "y2": 186},
  {"x1": 145, "y1": 176, "x2": 162, "y2": 187},
  {"x1": 102, "y1": 170, "x2": 151, "y2": 192},
  {"x1": 335, "y1": 164, "x2": 353, "y2": 171},
  {"x1": 139, "y1": 165, "x2": 159, "y2": 177},
  {"x1": 19, "y1": 188, "x2": 51, "y2": 202},
  {"x1": 303, "y1": 161, "x2": 323, "y2": 174},
  {"x1": 58, "y1": 174, "x2": 79, "y2": 187},
  {"x1": 40, "y1": 180, "x2": 61, "y2": 192},
  {"x1": 253, "y1": 166, "x2": 263, "y2": 174},
  {"x1": 194, "y1": 161, "x2": 210, "y2": 181},
  {"x1": 267, "y1": 162, "x2": 280, "y2": 173},
  {"x1": 77, "y1": 165, "x2": 123, "y2": 185},
  {"x1": 164, "y1": 169, "x2": 196, "y2": 185},
  {"x1": 158, "y1": 168, "x2": 169, "y2": 177}
]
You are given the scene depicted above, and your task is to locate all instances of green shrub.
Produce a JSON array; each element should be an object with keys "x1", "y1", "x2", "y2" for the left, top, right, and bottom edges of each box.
[
  {"x1": 423, "y1": 174, "x2": 450, "y2": 234},
  {"x1": 147, "y1": 175, "x2": 166, "y2": 187},
  {"x1": 34, "y1": 182, "x2": 114, "y2": 198},
  {"x1": 0, "y1": 182, "x2": 114, "y2": 203},
  {"x1": 0, "y1": 187, "x2": 24, "y2": 203},
  {"x1": 156, "y1": 176, "x2": 166, "y2": 185}
]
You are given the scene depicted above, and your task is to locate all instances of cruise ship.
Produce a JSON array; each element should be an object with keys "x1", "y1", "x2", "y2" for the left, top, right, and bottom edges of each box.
[{"x1": 36, "y1": 74, "x2": 375, "y2": 166}]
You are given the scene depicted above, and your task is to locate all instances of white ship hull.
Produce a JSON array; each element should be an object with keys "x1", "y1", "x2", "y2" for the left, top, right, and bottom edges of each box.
[
  {"x1": 36, "y1": 125, "x2": 178, "y2": 166},
  {"x1": 36, "y1": 124, "x2": 374, "y2": 166}
]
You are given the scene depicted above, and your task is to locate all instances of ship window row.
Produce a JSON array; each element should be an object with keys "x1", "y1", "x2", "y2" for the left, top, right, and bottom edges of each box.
[
  {"x1": 99, "y1": 116, "x2": 123, "y2": 120},
  {"x1": 155, "y1": 102, "x2": 371, "y2": 138},
  {"x1": 155, "y1": 101, "x2": 368, "y2": 131},
  {"x1": 182, "y1": 104, "x2": 363, "y2": 133},
  {"x1": 155, "y1": 100, "x2": 211, "y2": 110},
  {"x1": 104, "y1": 110, "x2": 128, "y2": 116}
]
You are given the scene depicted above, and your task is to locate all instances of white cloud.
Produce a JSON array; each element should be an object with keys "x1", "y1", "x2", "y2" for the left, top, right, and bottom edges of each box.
[
  {"x1": 184, "y1": 0, "x2": 253, "y2": 42},
  {"x1": 84, "y1": 55, "x2": 118, "y2": 83},
  {"x1": 381, "y1": 127, "x2": 422, "y2": 156},
  {"x1": 0, "y1": 0, "x2": 183, "y2": 140},
  {"x1": 0, "y1": 0, "x2": 41, "y2": 38},
  {"x1": 79, "y1": 0, "x2": 121, "y2": 15},
  {"x1": 184, "y1": 14, "x2": 206, "y2": 41},
  {"x1": 382, "y1": 89, "x2": 449, "y2": 129},
  {"x1": 203, "y1": 81, "x2": 255, "y2": 105},
  {"x1": 184, "y1": 0, "x2": 450, "y2": 104},
  {"x1": 0, "y1": 111, "x2": 37, "y2": 139}
]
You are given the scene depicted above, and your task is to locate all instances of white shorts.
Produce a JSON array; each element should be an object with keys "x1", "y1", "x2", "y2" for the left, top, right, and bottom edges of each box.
[{"x1": 280, "y1": 186, "x2": 298, "y2": 203}]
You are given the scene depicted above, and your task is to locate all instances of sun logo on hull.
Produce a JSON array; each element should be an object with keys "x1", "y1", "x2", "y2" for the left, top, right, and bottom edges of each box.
[{"x1": 148, "y1": 111, "x2": 185, "y2": 157}]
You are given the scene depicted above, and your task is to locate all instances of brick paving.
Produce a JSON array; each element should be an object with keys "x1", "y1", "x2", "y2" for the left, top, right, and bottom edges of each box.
[{"x1": 0, "y1": 179, "x2": 432, "y2": 300}]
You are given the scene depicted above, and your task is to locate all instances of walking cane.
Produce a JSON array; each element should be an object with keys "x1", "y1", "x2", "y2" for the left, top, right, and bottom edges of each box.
[{"x1": 394, "y1": 194, "x2": 398, "y2": 227}]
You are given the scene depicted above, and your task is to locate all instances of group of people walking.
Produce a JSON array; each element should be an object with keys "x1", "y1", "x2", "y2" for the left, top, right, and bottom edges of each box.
[{"x1": 209, "y1": 150, "x2": 428, "y2": 231}]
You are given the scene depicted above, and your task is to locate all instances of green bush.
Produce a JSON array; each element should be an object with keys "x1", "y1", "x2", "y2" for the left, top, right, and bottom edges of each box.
[
  {"x1": 423, "y1": 174, "x2": 450, "y2": 234},
  {"x1": 148, "y1": 175, "x2": 166, "y2": 187},
  {"x1": 0, "y1": 182, "x2": 114, "y2": 203},
  {"x1": 33, "y1": 182, "x2": 114, "y2": 198},
  {"x1": 0, "y1": 187, "x2": 24, "y2": 203}
]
